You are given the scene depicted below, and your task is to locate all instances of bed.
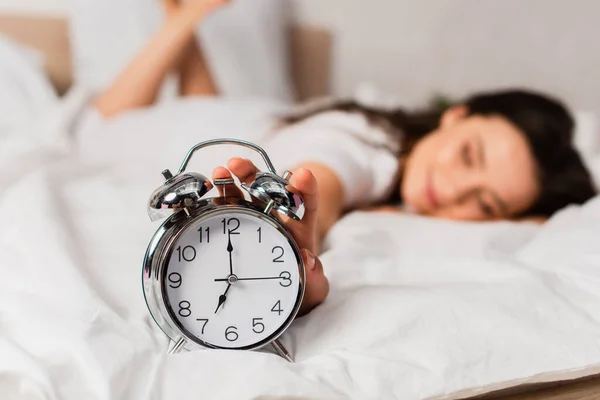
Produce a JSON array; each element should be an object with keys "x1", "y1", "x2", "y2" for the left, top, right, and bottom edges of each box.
[{"x1": 1, "y1": 13, "x2": 600, "y2": 400}]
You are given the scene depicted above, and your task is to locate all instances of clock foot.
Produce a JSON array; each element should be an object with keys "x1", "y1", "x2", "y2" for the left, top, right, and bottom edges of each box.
[
  {"x1": 272, "y1": 339, "x2": 294, "y2": 363},
  {"x1": 167, "y1": 337, "x2": 187, "y2": 354}
]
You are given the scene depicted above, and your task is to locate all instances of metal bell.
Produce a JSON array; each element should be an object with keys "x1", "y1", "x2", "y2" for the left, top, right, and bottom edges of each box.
[
  {"x1": 147, "y1": 169, "x2": 213, "y2": 221},
  {"x1": 242, "y1": 171, "x2": 305, "y2": 220}
]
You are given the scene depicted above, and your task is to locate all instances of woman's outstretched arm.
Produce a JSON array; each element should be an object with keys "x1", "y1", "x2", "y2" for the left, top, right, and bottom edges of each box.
[{"x1": 94, "y1": 0, "x2": 227, "y2": 118}]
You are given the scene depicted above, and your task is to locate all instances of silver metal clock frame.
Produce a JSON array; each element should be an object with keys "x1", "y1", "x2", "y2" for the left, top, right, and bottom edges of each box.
[
  {"x1": 177, "y1": 138, "x2": 278, "y2": 175},
  {"x1": 142, "y1": 197, "x2": 306, "y2": 362}
]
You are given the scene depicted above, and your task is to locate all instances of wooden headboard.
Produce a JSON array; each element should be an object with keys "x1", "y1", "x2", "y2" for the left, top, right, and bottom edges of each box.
[
  {"x1": 0, "y1": 15, "x2": 71, "y2": 93},
  {"x1": 0, "y1": 14, "x2": 332, "y2": 101}
]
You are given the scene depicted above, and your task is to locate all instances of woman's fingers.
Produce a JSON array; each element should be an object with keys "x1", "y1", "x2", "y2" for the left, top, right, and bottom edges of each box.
[
  {"x1": 285, "y1": 168, "x2": 319, "y2": 252},
  {"x1": 225, "y1": 158, "x2": 319, "y2": 253},
  {"x1": 298, "y1": 249, "x2": 329, "y2": 316},
  {"x1": 227, "y1": 159, "x2": 318, "y2": 218},
  {"x1": 227, "y1": 158, "x2": 260, "y2": 185},
  {"x1": 289, "y1": 168, "x2": 319, "y2": 217}
]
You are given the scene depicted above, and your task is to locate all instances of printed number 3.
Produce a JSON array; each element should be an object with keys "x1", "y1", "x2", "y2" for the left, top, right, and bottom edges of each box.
[{"x1": 279, "y1": 271, "x2": 291, "y2": 287}]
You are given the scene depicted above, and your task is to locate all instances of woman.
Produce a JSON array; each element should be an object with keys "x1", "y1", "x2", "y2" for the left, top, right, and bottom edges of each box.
[{"x1": 93, "y1": 0, "x2": 596, "y2": 314}]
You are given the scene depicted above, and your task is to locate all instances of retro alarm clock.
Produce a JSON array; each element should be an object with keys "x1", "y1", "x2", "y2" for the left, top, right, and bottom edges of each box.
[{"x1": 142, "y1": 139, "x2": 305, "y2": 362}]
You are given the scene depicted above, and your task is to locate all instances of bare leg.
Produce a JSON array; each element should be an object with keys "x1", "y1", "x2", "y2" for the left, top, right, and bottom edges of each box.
[
  {"x1": 178, "y1": 37, "x2": 219, "y2": 96},
  {"x1": 94, "y1": 0, "x2": 227, "y2": 118},
  {"x1": 165, "y1": 0, "x2": 220, "y2": 97}
]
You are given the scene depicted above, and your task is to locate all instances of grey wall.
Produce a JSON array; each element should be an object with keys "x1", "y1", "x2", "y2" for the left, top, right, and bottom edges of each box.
[{"x1": 292, "y1": 0, "x2": 600, "y2": 114}]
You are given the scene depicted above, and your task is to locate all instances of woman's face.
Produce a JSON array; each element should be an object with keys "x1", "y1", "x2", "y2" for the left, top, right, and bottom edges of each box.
[{"x1": 401, "y1": 106, "x2": 540, "y2": 220}]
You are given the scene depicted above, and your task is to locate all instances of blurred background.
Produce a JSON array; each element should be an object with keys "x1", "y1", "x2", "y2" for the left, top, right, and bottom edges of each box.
[
  {"x1": 294, "y1": 0, "x2": 599, "y2": 113},
  {"x1": 1, "y1": 0, "x2": 597, "y2": 109},
  {"x1": 0, "y1": 0, "x2": 598, "y2": 156}
]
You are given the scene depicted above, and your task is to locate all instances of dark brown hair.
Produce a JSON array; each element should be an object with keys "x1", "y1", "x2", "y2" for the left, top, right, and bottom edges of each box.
[{"x1": 282, "y1": 89, "x2": 597, "y2": 217}]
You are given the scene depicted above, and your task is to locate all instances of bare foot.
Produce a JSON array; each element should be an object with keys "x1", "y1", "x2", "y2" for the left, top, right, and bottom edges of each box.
[
  {"x1": 162, "y1": 0, "x2": 180, "y2": 17},
  {"x1": 163, "y1": 0, "x2": 229, "y2": 22},
  {"x1": 184, "y1": 0, "x2": 231, "y2": 17}
]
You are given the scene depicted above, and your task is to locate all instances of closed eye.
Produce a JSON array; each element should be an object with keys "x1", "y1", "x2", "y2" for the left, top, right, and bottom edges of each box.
[
  {"x1": 477, "y1": 196, "x2": 495, "y2": 217},
  {"x1": 461, "y1": 144, "x2": 474, "y2": 168}
]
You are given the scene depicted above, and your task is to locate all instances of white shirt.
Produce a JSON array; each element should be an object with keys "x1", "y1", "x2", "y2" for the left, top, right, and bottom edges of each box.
[
  {"x1": 75, "y1": 102, "x2": 401, "y2": 207},
  {"x1": 262, "y1": 111, "x2": 400, "y2": 208}
]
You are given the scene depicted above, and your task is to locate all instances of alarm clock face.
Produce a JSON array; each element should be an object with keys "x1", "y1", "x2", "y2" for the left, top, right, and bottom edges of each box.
[{"x1": 162, "y1": 208, "x2": 303, "y2": 349}]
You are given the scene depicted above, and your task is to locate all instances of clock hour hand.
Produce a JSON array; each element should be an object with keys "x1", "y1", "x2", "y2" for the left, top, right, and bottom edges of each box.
[{"x1": 214, "y1": 283, "x2": 231, "y2": 314}]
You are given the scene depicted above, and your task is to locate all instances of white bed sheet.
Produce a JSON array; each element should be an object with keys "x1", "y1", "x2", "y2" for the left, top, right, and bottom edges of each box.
[{"x1": 1, "y1": 97, "x2": 600, "y2": 400}]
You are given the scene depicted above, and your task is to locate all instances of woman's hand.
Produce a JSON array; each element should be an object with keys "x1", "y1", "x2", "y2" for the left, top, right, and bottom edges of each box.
[{"x1": 211, "y1": 158, "x2": 329, "y2": 316}]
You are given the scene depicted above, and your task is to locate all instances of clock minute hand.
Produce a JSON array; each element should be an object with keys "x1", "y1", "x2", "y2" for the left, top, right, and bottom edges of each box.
[{"x1": 227, "y1": 232, "x2": 233, "y2": 275}]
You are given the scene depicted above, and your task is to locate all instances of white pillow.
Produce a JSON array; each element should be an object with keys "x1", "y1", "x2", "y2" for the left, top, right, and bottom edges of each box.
[
  {"x1": 0, "y1": 35, "x2": 58, "y2": 133},
  {"x1": 69, "y1": 0, "x2": 294, "y2": 102}
]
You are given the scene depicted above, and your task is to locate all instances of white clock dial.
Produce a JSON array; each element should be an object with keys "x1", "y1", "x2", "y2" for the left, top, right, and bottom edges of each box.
[{"x1": 164, "y1": 210, "x2": 301, "y2": 349}]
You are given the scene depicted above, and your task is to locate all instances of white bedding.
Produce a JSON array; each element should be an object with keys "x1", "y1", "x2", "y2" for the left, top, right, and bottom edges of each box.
[
  {"x1": 2, "y1": 94, "x2": 600, "y2": 400},
  {"x1": 0, "y1": 35, "x2": 58, "y2": 137}
]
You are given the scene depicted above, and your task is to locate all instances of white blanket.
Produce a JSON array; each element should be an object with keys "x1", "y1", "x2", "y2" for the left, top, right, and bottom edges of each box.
[
  {"x1": 0, "y1": 35, "x2": 58, "y2": 139},
  {"x1": 2, "y1": 98, "x2": 600, "y2": 400}
]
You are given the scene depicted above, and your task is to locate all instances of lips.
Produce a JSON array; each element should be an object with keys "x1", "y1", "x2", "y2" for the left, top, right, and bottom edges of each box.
[{"x1": 426, "y1": 172, "x2": 440, "y2": 209}]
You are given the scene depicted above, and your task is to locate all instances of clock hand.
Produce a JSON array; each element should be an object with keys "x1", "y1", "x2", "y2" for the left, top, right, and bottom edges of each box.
[
  {"x1": 214, "y1": 283, "x2": 232, "y2": 314},
  {"x1": 227, "y1": 232, "x2": 234, "y2": 276},
  {"x1": 214, "y1": 276, "x2": 283, "y2": 282}
]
